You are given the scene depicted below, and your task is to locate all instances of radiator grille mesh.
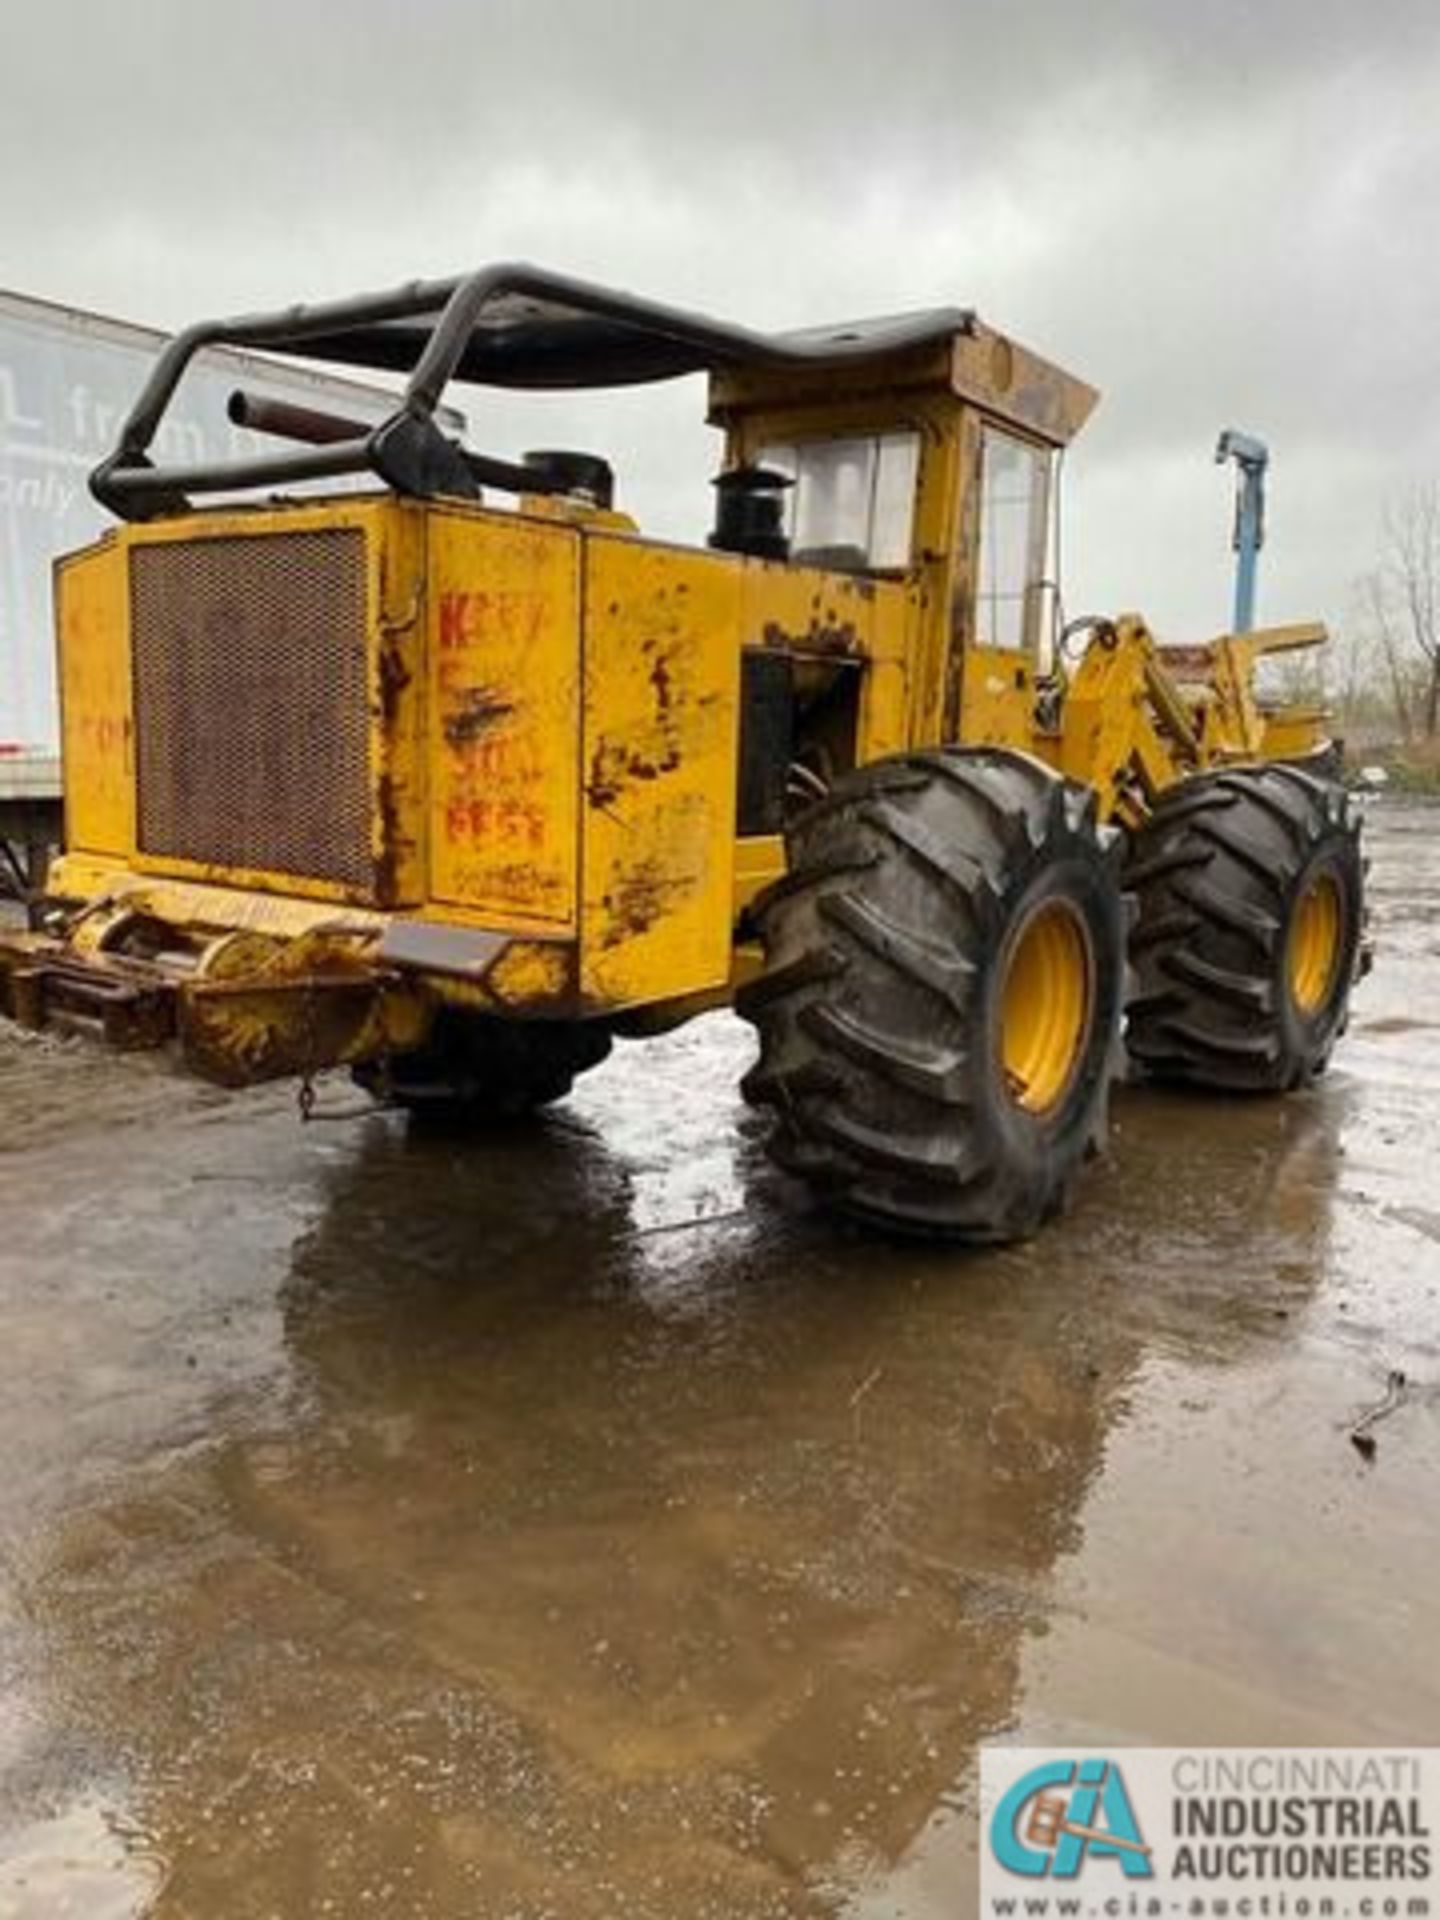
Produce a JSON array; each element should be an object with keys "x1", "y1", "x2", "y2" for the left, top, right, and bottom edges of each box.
[{"x1": 130, "y1": 529, "x2": 373, "y2": 889}]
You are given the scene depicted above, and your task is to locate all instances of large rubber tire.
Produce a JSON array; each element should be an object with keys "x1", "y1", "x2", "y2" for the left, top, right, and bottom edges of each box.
[
  {"x1": 355, "y1": 1011, "x2": 612, "y2": 1120},
  {"x1": 1125, "y1": 764, "x2": 1364, "y2": 1091},
  {"x1": 737, "y1": 748, "x2": 1126, "y2": 1242}
]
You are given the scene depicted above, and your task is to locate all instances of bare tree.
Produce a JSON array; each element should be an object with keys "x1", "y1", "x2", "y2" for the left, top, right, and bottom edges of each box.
[
  {"x1": 1327, "y1": 619, "x2": 1378, "y2": 738},
  {"x1": 1369, "y1": 484, "x2": 1440, "y2": 740},
  {"x1": 1356, "y1": 568, "x2": 1418, "y2": 744}
]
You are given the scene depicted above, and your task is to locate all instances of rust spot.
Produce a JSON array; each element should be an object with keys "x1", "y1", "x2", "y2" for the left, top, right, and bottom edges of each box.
[
  {"x1": 1011, "y1": 375, "x2": 1067, "y2": 437},
  {"x1": 585, "y1": 642, "x2": 686, "y2": 807},
  {"x1": 375, "y1": 770, "x2": 401, "y2": 906},
  {"x1": 472, "y1": 860, "x2": 568, "y2": 917},
  {"x1": 599, "y1": 858, "x2": 689, "y2": 945},
  {"x1": 587, "y1": 737, "x2": 682, "y2": 809},
  {"x1": 377, "y1": 642, "x2": 412, "y2": 724},
  {"x1": 761, "y1": 618, "x2": 859, "y2": 656},
  {"x1": 489, "y1": 939, "x2": 581, "y2": 1013},
  {"x1": 442, "y1": 688, "x2": 517, "y2": 748},
  {"x1": 649, "y1": 650, "x2": 674, "y2": 716}
]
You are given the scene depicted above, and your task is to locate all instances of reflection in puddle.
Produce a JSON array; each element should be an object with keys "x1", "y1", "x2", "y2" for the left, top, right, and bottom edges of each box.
[{"x1": 10, "y1": 1048, "x2": 1350, "y2": 1915}]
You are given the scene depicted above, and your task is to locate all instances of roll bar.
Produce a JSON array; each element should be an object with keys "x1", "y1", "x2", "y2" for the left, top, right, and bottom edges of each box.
[{"x1": 90, "y1": 262, "x2": 973, "y2": 522}]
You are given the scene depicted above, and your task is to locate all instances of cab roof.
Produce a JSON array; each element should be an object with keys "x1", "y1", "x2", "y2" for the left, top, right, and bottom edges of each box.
[{"x1": 259, "y1": 268, "x2": 978, "y2": 391}]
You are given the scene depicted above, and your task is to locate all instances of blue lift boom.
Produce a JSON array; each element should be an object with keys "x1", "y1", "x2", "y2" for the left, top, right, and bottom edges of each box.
[{"x1": 1214, "y1": 428, "x2": 1269, "y2": 634}]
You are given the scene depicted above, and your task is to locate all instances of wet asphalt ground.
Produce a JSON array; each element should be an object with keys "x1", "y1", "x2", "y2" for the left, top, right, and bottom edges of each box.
[{"x1": 0, "y1": 798, "x2": 1437, "y2": 1919}]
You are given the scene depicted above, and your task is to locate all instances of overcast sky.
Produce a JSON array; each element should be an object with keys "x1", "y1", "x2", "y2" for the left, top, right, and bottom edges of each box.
[{"x1": 5, "y1": 0, "x2": 1438, "y2": 638}]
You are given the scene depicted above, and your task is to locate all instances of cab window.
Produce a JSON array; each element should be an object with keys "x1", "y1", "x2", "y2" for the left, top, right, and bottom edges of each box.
[
  {"x1": 759, "y1": 431, "x2": 920, "y2": 571},
  {"x1": 977, "y1": 428, "x2": 1051, "y2": 651}
]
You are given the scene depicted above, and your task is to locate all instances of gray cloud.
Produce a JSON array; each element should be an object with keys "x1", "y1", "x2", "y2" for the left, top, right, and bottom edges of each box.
[{"x1": 4, "y1": 0, "x2": 1439, "y2": 635}]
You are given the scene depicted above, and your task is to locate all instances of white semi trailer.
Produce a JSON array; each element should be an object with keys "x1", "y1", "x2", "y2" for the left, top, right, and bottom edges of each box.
[{"x1": 0, "y1": 288, "x2": 453, "y2": 904}]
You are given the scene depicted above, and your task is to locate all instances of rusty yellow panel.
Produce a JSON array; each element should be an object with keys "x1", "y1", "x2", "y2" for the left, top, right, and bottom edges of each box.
[
  {"x1": 735, "y1": 560, "x2": 911, "y2": 765},
  {"x1": 958, "y1": 644, "x2": 1039, "y2": 751},
  {"x1": 580, "y1": 538, "x2": 741, "y2": 1006},
  {"x1": 57, "y1": 537, "x2": 133, "y2": 858},
  {"x1": 427, "y1": 507, "x2": 580, "y2": 928},
  {"x1": 738, "y1": 560, "x2": 877, "y2": 659}
]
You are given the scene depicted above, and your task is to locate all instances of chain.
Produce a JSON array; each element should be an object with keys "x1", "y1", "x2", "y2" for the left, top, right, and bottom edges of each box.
[
  {"x1": 294, "y1": 972, "x2": 398, "y2": 1124},
  {"x1": 296, "y1": 977, "x2": 320, "y2": 1124}
]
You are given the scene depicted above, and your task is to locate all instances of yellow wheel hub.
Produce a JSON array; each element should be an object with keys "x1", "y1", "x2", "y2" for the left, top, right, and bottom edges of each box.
[
  {"x1": 1288, "y1": 870, "x2": 1343, "y2": 1016},
  {"x1": 1000, "y1": 899, "x2": 1092, "y2": 1113}
]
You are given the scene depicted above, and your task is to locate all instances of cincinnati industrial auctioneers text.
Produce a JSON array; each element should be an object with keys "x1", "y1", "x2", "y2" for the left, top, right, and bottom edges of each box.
[{"x1": 1170, "y1": 1755, "x2": 1431, "y2": 1885}]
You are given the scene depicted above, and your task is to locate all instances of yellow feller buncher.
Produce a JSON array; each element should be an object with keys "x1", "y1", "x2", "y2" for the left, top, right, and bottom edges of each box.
[{"x1": 0, "y1": 265, "x2": 1366, "y2": 1240}]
